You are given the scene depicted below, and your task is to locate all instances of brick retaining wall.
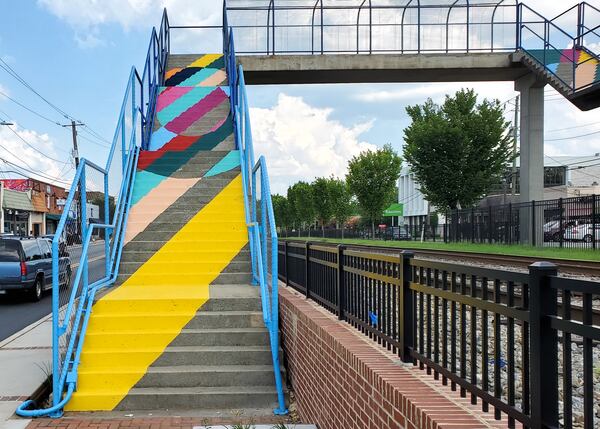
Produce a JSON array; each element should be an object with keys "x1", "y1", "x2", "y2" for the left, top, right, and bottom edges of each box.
[{"x1": 279, "y1": 285, "x2": 511, "y2": 429}]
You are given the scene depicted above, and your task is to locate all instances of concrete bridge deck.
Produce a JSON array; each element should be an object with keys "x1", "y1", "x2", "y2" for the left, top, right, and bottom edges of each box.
[{"x1": 239, "y1": 52, "x2": 530, "y2": 85}]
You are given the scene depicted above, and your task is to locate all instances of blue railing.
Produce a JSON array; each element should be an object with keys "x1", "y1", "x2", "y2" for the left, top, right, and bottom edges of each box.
[
  {"x1": 517, "y1": 2, "x2": 600, "y2": 94},
  {"x1": 224, "y1": 5, "x2": 288, "y2": 415},
  {"x1": 16, "y1": 10, "x2": 169, "y2": 418}
]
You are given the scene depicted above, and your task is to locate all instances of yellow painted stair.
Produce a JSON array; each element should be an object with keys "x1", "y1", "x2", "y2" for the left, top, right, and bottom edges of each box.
[{"x1": 66, "y1": 175, "x2": 247, "y2": 411}]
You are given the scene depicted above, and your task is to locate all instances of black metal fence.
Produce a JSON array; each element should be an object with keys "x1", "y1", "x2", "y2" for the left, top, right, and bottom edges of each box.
[
  {"x1": 278, "y1": 240, "x2": 600, "y2": 429},
  {"x1": 445, "y1": 194, "x2": 600, "y2": 249},
  {"x1": 280, "y1": 225, "x2": 443, "y2": 241}
]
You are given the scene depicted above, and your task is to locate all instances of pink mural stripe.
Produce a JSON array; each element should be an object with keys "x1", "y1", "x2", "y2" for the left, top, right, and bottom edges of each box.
[
  {"x1": 561, "y1": 48, "x2": 580, "y2": 63},
  {"x1": 165, "y1": 89, "x2": 227, "y2": 134},
  {"x1": 125, "y1": 177, "x2": 200, "y2": 244},
  {"x1": 156, "y1": 87, "x2": 195, "y2": 112},
  {"x1": 183, "y1": 97, "x2": 230, "y2": 135}
]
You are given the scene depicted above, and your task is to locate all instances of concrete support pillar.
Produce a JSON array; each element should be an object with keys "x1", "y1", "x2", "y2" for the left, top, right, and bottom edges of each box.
[{"x1": 515, "y1": 73, "x2": 546, "y2": 245}]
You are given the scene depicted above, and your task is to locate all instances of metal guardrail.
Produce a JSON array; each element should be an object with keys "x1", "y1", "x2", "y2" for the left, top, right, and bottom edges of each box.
[
  {"x1": 16, "y1": 9, "x2": 169, "y2": 418},
  {"x1": 277, "y1": 240, "x2": 600, "y2": 429},
  {"x1": 224, "y1": 4, "x2": 288, "y2": 415},
  {"x1": 225, "y1": 1, "x2": 600, "y2": 95}
]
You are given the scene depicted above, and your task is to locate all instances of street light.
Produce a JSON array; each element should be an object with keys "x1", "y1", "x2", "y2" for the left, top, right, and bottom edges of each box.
[{"x1": 0, "y1": 121, "x2": 14, "y2": 126}]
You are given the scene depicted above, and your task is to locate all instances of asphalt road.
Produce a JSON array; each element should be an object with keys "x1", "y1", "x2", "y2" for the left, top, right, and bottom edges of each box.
[{"x1": 0, "y1": 241, "x2": 108, "y2": 342}]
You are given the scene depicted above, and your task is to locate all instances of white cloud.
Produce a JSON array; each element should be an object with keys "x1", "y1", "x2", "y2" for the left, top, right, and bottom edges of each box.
[
  {"x1": 355, "y1": 82, "x2": 518, "y2": 106},
  {"x1": 0, "y1": 123, "x2": 73, "y2": 186},
  {"x1": 250, "y1": 94, "x2": 377, "y2": 194},
  {"x1": 38, "y1": 0, "x2": 222, "y2": 50}
]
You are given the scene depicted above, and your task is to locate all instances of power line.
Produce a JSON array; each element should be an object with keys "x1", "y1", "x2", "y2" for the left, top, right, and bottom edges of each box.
[
  {"x1": 0, "y1": 157, "x2": 72, "y2": 186},
  {"x1": 0, "y1": 57, "x2": 73, "y2": 120},
  {"x1": 0, "y1": 88, "x2": 62, "y2": 126},
  {"x1": 1, "y1": 124, "x2": 70, "y2": 164},
  {"x1": 546, "y1": 129, "x2": 600, "y2": 141},
  {"x1": 0, "y1": 58, "x2": 111, "y2": 144},
  {"x1": 77, "y1": 132, "x2": 111, "y2": 148}
]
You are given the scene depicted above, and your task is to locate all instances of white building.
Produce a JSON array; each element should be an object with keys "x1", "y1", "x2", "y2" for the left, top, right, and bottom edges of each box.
[
  {"x1": 398, "y1": 155, "x2": 600, "y2": 224},
  {"x1": 397, "y1": 165, "x2": 430, "y2": 228}
]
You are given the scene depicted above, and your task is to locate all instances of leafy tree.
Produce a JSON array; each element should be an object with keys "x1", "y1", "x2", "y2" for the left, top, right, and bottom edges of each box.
[
  {"x1": 287, "y1": 181, "x2": 315, "y2": 236},
  {"x1": 403, "y1": 88, "x2": 514, "y2": 212},
  {"x1": 328, "y1": 177, "x2": 353, "y2": 239},
  {"x1": 311, "y1": 177, "x2": 334, "y2": 237},
  {"x1": 346, "y1": 144, "x2": 402, "y2": 237},
  {"x1": 272, "y1": 194, "x2": 290, "y2": 233}
]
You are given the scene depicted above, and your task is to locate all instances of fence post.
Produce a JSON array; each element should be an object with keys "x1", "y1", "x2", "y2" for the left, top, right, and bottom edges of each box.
[
  {"x1": 399, "y1": 250, "x2": 414, "y2": 363},
  {"x1": 284, "y1": 240, "x2": 289, "y2": 286},
  {"x1": 444, "y1": 212, "x2": 448, "y2": 243},
  {"x1": 592, "y1": 194, "x2": 597, "y2": 251},
  {"x1": 528, "y1": 261, "x2": 559, "y2": 429},
  {"x1": 531, "y1": 200, "x2": 536, "y2": 247},
  {"x1": 305, "y1": 241, "x2": 311, "y2": 299},
  {"x1": 337, "y1": 244, "x2": 345, "y2": 321},
  {"x1": 559, "y1": 198, "x2": 564, "y2": 249},
  {"x1": 471, "y1": 207, "x2": 475, "y2": 243},
  {"x1": 488, "y1": 206, "x2": 493, "y2": 244}
]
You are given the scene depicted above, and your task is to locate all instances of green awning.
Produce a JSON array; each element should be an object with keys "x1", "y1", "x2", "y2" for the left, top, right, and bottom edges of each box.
[
  {"x1": 46, "y1": 214, "x2": 62, "y2": 221},
  {"x1": 383, "y1": 203, "x2": 404, "y2": 217}
]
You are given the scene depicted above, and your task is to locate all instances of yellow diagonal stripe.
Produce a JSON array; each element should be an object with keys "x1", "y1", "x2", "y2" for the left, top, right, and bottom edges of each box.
[
  {"x1": 66, "y1": 175, "x2": 247, "y2": 411},
  {"x1": 189, "y1": 54, "x2": 223, "y2": 68}
]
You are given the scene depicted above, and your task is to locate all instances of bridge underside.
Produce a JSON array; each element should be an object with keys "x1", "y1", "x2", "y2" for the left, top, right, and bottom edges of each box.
[{"x1": 238, "y1": 53, "x2": 530, "y2": 85}]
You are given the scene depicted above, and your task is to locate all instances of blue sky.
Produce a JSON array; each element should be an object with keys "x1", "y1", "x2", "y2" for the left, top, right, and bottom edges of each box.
[{"x1": 0, "y1": 0, "x2": 599, "y2": 194}]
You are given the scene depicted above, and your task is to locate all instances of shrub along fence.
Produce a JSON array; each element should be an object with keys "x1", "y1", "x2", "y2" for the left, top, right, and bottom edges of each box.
[{"x1": 277, "y1": 240, "x2": 600, "y2": 429}]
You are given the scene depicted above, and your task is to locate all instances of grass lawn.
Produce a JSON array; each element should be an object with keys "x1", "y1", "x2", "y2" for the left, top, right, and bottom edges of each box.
[{"x1": 282, "y1": 237, "x2": 600, "y2": 262}]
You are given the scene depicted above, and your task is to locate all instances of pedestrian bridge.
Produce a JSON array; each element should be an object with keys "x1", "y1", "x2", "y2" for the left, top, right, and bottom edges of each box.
[{"x1": 228, "y1": 0, "x2": 600, "y2": 216}]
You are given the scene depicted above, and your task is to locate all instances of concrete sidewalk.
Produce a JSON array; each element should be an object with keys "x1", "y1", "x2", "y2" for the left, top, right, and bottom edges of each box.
[{"x1": 0, "y1": 314, "x2": 52, "y2": 429}]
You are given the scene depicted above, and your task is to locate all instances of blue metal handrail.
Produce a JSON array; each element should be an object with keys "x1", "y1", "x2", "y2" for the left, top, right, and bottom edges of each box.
[
  {"x1": 223, "y1": 5, "x2": 287, "y2": 413},
  {"x1": 517, "y1": 2, "x2": 600, "y2": 95},
  {"x1": 16, "y1": 9, "x2": 167, "y2": 418}
]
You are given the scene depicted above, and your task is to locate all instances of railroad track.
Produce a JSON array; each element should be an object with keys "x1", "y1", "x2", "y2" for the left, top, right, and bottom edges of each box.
[{"x1": 283, "y1": 239, "x2": 600, "y2": 277}]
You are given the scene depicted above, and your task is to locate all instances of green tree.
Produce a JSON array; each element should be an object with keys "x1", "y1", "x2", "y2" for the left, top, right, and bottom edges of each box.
[
  {"x1": 311, "y1": 177, "x2": 334, "y2": 237},
  {"x1": 328, "y1": 177, "x2": 353, "y2": 239},
  {"x1": 287, "y1": 181, "x2": 315, "y2": 236},
  {"x1": 346, "y1": 144, "x2": 402, "y2": 237},
  {"x1": 403, "y1": 88, "x2": 514, "y2": 212},
  {"x1": 272, "y1": 194, "x2": 290, "y2": 234}
]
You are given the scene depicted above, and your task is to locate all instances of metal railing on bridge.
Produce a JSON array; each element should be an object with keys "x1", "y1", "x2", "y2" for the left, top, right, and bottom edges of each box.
[{"x1": 278, "y1": 240, "x2": 600, "y2": 429}]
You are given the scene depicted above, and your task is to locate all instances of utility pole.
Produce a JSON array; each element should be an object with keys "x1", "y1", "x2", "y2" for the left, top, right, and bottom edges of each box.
[
  {"x1": 511, "y1": 95, "x2": 520, "y2": 197},
  {"x1": 62, "y1": 120, "x2": 84, "y2": 239}
]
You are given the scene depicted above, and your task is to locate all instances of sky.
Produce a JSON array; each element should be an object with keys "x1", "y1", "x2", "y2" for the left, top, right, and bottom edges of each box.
[{"x1": 0, "y1": 0, "x2": 599, "y2": 195}]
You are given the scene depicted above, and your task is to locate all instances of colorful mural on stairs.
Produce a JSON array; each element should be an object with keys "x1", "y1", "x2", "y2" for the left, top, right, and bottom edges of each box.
[
  {"x1": 527, "y1": 48, "x2": 600, "y2": 90},
  {"x1": 66, "y1": 53, "x2": 245, "y2": 411}
]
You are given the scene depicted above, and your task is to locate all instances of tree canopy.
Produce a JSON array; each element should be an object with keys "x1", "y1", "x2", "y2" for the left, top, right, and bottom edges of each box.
[
  {"x1": 403, "y1": 88, "x2": 514, "y2": 211},
  {"x1": 287, "y1": 181, "x2": 315, "y2": 230},
  {"x1": 346, "y1": 144, "x2": 402, "y2": 235}
]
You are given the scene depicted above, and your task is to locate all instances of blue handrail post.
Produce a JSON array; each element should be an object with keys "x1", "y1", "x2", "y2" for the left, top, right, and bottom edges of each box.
[
  {"x1": 49, "y1": 220, "x2": 62, "y2": 417},
  {"x1": 80, "y1": 168, "x2": 89, "y2": 295},
  {"x1": 104, "y1": 174, "x2": 110, "y2": 277}
]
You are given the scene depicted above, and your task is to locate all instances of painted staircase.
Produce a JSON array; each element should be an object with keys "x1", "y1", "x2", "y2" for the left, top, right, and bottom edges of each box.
[
  {"x1": 66, "y1": 54, "x2": 285, "y2": 413},
  {"x1": 517, "y1": 48, "x2": 600, "y2": 110}
]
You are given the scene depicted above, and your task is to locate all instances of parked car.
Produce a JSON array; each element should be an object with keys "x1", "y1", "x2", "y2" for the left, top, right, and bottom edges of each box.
[
  {"x1": 42, "y1": 234, "x2": 69, "y2": 256},
  {"x1": 563, "y1": 223, "x2": 600, "y2": 243},
  {"x1": 543, "y1": 220, "x2": 579, "y2": 242},
  {"x1": 0, "y1": 237, "x2": 71, "y2": 301},
  {"x1": 384, "y1": 227, "x2": 412, "y2": 241}
]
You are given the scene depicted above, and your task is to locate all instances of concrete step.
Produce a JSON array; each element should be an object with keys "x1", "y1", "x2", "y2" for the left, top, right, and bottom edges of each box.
[
  {"x1": 211, "y1": 272, "x2": 252, "y2": 285},
  {"x1": 201, "y1": 297, "x2": 261, "y2": 312},
  {"x1": 119, "y1": 260, "x2": 251, "y2": 275},
  {"x1": 137, "y1": 364, "x2": 279, "y2": 388},
  {"x1": 120, "y1": 249, "x2": 251, "y2": 263},
  {"x1": 80, "y1": 346, "x2": 277, "y2": 368},
  {"x1": 137, "y1": 222, "x2": 248, "y2": 234},
  {"x1": 115, "y1": 385, "x2": 280, "y2": 411},
  {"x1": 186, "y1": 311, "x2": 264, "y2": 329},
  {"x1": 115, "y1": 271, "x2": 250, "y2": 286},
  {"x1": 171, "y1": 328, "x2": 269, "y2": 346},
  {"x1": 122, "y1": 238, "x2": 246, "y2": 252}
]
